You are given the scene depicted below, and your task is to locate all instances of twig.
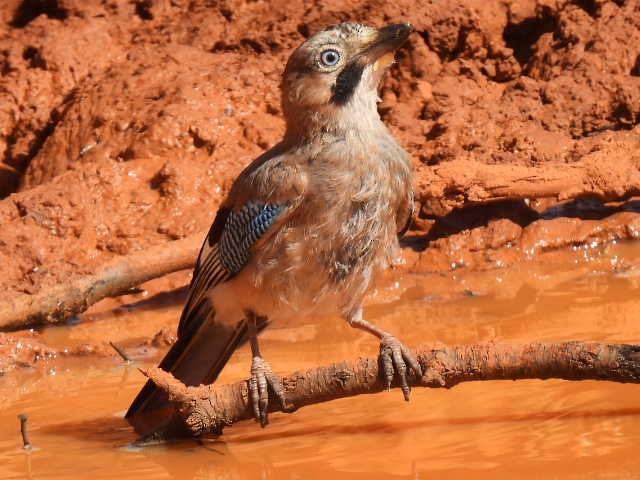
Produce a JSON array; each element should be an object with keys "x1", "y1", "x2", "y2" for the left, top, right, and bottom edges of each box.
[
  {"x1": 0, "y1": 234, "x2": 202, "y2": 331},
  {"x1": 110, "y1": 341, "x2": 134, "y2": 364},
  {"x1": 18, "y1": 414, "x2": 31, "y2": 450},
  {"x1": 138, "y1": 341, "x2": 640, "y2": 441}
]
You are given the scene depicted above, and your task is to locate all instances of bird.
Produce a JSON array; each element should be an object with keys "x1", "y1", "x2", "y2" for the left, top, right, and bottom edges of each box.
[{"x1": 126, "y1": 21, "x2": 421, "y2": 438}]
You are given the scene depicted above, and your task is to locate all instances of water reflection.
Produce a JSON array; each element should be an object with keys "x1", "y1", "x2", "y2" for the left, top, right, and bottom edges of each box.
[{"x1": 2, "y1": 243, "x2": 640, "y2": 479}]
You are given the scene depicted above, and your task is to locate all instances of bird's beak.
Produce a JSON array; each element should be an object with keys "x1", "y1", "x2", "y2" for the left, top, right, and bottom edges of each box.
[{"x1": 358, "y1": 22, "x2": 413, "y2": 66}]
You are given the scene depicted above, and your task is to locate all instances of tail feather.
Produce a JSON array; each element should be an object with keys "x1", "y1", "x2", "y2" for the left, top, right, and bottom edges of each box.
[
  {"x1": 125, "y1": 213, "x2": 275, "y2": 438},
  {"x1": 125, "y1": 310, "x2": 248, "y2": 437}
]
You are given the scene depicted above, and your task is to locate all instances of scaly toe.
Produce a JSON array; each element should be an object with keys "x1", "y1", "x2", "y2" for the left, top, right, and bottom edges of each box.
[
  {"x1": 380, "y1": 342, "x2": 395, "y2": 390},
  {"x1": 379, "y1": 335, "x2": 422, "y2": 401},
  {"x1": 249, "y1": 356, "x2": 287, "y2": 427}
]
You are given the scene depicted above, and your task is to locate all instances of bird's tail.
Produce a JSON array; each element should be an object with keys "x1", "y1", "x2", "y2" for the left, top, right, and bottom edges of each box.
[{"x1": 125, "y1": 311, "x2": 249, "y2": 438}]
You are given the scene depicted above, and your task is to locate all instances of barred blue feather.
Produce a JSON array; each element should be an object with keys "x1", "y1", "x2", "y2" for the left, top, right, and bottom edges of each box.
[
  {"x1": 177, "y1": 201, "x2": 285, "y2": 338},
  {"x1": 219, "y1": 202, "x2": 285, "y2": 273}
]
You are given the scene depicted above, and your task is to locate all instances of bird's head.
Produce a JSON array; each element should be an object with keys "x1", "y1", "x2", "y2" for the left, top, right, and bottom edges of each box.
[{"x1": 281, "y1": 22, "x2": 413, "y2": 136}]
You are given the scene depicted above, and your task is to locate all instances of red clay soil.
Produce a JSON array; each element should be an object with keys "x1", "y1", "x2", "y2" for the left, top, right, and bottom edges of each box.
[{"x1": 0, "y1": 0, "x2": 639, "y2": 302}]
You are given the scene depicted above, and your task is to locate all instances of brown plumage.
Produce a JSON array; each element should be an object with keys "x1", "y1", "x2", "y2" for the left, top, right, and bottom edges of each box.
[{"x1": 126, "y1": 22, "x2": 420, "y2": 437}]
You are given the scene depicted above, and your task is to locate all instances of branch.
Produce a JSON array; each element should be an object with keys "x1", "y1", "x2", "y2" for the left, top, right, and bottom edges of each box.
[
  {"x1": 0, "y1": 235, "x2": 202, "y2": 331},
  {"x1": 140, "y1": 341, "x2": 640, "y2": 441},
  {"x1": 418, "y1": 157, "x2": 640, "y2": 215}
]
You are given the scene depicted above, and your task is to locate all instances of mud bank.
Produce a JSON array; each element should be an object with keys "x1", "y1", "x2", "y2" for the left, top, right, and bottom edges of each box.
[{"x1": 0, "y1": 0, "x2": 639, "y2": 305}]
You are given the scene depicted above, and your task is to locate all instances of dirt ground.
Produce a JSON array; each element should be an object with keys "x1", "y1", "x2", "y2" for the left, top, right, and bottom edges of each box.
[{"x1": 0, "y1": 0, "x2": 639, "y2": 371}]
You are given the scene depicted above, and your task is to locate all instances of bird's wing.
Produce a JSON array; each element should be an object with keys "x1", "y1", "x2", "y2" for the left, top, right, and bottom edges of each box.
[
  {"x1": 125, "y1": 202, "x2": 300, "y2": 435},
  {"x1": 126, "y1": 156, "x2": 307, "y2": 435},
  {"x1": 177, "y1": 200, "x2": 291, "y2": 338},
  {"x1": 177, "y1": 146, "x2": 307, "y2": 338}
]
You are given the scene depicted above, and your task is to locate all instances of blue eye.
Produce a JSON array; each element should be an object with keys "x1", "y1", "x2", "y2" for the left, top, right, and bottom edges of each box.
[{"x1": 320, "y1": 49, "x2": 341, "y2": 67}]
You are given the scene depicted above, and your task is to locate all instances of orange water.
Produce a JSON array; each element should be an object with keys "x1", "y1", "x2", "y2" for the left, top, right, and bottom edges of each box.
[{"x1": 2, "y1": 243, "x2": 640, "y2": 479}]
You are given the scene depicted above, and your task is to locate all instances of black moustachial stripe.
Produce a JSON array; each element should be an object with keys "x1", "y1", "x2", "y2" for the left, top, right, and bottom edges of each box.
[{"x1": 330, "y1": 61, "x2": 365, "y2": 105}]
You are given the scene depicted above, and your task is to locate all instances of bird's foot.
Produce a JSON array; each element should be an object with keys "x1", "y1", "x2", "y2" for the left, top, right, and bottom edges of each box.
[
  {"x1": 248, "y1": 356, "x2": 287, "y2": 427},
  {"x1": 379, "y1": 334, "x2": 422, "y2": 401}
]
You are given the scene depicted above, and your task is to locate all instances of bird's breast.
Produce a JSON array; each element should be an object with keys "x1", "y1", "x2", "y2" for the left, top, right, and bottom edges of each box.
[{"x1": 241, "y1": 135, "x2": 410, "y2": 317}]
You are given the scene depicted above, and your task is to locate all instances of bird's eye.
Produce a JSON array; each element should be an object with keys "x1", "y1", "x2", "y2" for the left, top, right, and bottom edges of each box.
[{"x1": 320, "y1": 49, "x2": 341, "y2": 67}]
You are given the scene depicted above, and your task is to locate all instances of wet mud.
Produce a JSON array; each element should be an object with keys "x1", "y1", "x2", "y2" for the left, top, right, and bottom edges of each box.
[
  {"x1": 1, "y1": 1, "x2": 640, "y2": 477},
  {"x1": 0, "y1": 0, "x2": 639, "y2": 301},
  {"x1": 2, "y1": 242, "x2": 640, "y2": 478}
]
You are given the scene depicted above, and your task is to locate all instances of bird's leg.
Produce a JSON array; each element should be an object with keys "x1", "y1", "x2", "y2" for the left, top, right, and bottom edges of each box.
[
  {"x1": 246, "y1": 311, "x2": 287, "y2": 427},
  {"x1": 347, "y1": 307, "x2": 422, "y2": 401}
]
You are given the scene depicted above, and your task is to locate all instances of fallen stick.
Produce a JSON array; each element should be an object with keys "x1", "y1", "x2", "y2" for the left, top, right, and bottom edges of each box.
[
  {"x1": 0, "y1": 235, "x2": 202, "y2": 331},
  {"x1": 139, "y1": 341, "x2": 640, "y2": 441},
  {"x1": 110, "y1": 341, "x2": 134, "y2": 364},
  {"x1": 418, "y1": 156, "x2": 640, "y2": 215},
  {"x1": 18, "y1": 414, "x2": 32, "y2": 450}
]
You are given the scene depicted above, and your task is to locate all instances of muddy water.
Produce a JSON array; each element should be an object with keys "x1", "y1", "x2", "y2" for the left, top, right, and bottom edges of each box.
[{"x1": 3, "y1": 243, "x2": 640, "y2": 479}]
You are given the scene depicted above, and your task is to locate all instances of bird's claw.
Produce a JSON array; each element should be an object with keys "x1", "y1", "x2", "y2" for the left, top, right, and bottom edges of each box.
[
  {"x1": 249, "y1": 356, "x2": 286, "y2": 427},
  {"x1": 379, "y1": 334, "x2": 422, "y2": 401}
]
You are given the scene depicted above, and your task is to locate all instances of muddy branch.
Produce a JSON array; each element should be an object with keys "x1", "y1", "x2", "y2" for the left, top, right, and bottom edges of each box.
[
  {"x1": 142, "y1": 341, "x2": 640, "y2": 440},
  {"x1": 0, "y1": 235, "x2": 201, "y2": 331},
  {"x1": 419, "y1": 157, "x2": 640, "y2": 214}
]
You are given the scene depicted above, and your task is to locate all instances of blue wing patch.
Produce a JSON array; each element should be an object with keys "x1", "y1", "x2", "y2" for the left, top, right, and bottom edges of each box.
[
  {"x1": 219, "y1": 201, "x2": 285, "y2": 273},
  {"x1": 178, "y1": 201, "x2": 284, "y2": 337}
]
